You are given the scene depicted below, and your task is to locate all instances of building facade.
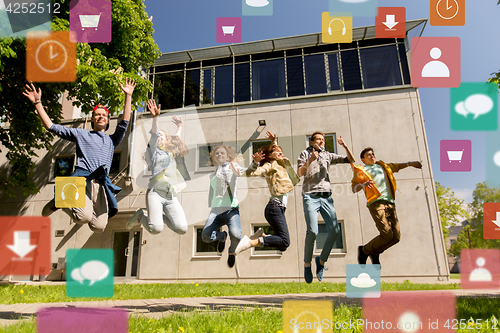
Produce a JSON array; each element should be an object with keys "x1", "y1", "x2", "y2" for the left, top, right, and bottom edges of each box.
[{"x1": 0, "y1": 19, "x2": 450, "y2": 282}]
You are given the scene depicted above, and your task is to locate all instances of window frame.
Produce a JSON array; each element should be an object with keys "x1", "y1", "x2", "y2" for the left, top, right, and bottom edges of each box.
[
  {"x1": 50, "y1": 155, "x2": 76, "y2": 182},
  {"x1": 313, "y1": 219, "x2": 347, "y2": 255},
  {"x1": 193, "y1": 226, "x2": 221, "y2": 258},
  {"x1": 250, "y1": 223, "x2": 283, "y2": 257}
]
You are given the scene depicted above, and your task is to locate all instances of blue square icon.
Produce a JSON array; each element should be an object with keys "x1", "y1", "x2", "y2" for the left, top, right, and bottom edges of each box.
[
  {"x1": 242, "y1": 0, "x2": 273, "y2": 16},
  {"x1": 66, "y1": 249, "x2": 114, "y2": 298},
  {"x1": 346, "y1": 264, "x2": 381, "y2": 298}
]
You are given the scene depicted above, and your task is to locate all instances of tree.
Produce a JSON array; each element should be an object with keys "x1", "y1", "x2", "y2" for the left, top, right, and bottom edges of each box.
[
  {"x1": 0, "y1": 0, "x2": 160, "y2": 196},
  {"x1": 435, "y1": 181, "x2": 469, "y2": 241},
  {"x1": 449, "y1": 182, "x2": 500, "y2": 257}
]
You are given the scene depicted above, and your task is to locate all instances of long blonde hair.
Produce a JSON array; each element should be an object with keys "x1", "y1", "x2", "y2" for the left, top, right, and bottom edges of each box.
[{"x1": 159, "y1": 130, "x2": 189, "y2": 157}]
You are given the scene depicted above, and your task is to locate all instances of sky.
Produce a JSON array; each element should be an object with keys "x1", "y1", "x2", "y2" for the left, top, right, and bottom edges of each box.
[{"x1": 142, "y1": 0, "x2": 500, "y2": 204}]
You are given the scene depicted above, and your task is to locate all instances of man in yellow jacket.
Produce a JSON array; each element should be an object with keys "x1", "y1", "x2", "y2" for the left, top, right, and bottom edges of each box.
[{"x1": 351, "y1": 147, "x2": 421, "y2": 266}]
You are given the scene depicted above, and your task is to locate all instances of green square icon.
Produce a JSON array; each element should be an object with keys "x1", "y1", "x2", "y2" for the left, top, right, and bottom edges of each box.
[
  {"x1": 66, "y1": 249, "x2": 114, "y2": 298},
  {"x1": 451, "y1": 82, "x2": 498, "y2": 131}
]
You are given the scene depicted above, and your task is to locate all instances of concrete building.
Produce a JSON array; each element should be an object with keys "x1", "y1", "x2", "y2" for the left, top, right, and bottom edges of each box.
[{"x1": 0, "y1": 19, "x2": 450, "y2": 282}]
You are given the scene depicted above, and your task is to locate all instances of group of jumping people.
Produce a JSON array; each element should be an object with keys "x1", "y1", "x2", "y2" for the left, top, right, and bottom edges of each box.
[{"x1": 24, "y1": 80, "x2": 422, "y2": 281}]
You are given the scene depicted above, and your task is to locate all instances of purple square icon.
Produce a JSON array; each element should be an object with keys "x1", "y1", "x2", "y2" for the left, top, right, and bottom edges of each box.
[
  {"x1": 37, "y1": 308, "x2": 127, "y2": 333},
  {"x1": 217, "y1": 17, "x2": 241, "y2": 43},
  {"x1": 440, "y1": 140, "x2": 471, "y2": 172},
  {"x1": 70, "y1": 0, "x2": 112, "y2": 43}
]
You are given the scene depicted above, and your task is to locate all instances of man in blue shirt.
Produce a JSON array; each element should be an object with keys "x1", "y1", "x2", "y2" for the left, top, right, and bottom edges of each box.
[{"x1": 23, "y1": 79, "x2": 135, "y2": 232}]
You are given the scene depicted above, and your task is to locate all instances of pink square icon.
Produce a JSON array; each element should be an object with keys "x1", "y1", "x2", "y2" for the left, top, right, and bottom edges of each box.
[
  {"x1": 38, "y1": 308, "x2": 128, "y2": 333},
  {"x1": 440, "y1": 140, "x2": 471, "y2": 172},
  {"x1": 70, "y1": 0, "x2": 112, "y2": 43},
  {"x1": 363, "y1": 291, "x2": 455, "y2": 332},
  {"x1": 460, "y1": 249, "x2": 500, "y2": 290},
  {"x1": 411, "y1": 37, "x2": 460, "y2": 88},
  {"x1": 217, "y1": 17, "x2": 241, "y2": 43}
]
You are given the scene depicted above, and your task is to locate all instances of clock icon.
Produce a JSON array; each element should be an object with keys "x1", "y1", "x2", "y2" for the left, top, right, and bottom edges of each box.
[
  {"x1": 35, "y1": 40, "x2": 68, "y2": 73},
  {"x1": 436, "y1": 0, "x2": 459, "y2": 20}
]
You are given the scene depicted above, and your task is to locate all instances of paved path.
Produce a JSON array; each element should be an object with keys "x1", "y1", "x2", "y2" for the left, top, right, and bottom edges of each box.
[{"x1": 1, "y1": 289, "x2": 499, "y2": 327}]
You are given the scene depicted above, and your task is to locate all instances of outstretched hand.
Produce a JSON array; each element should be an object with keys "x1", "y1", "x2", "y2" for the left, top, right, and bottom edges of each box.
[
  {"x1": 147, "y1": 99, "x2": 160, "y2": 117},
  {"x1": 172, "y1": 115, "x2": 183, "y2": 127},
  {"x1": 337, "y1": 135, "x2": 347, "y2": 148},
  {"x1": 252, "y1": 151, "x2": 265, "y2": 163},
  {"x1": 265, "y1": 131, "x2": 277, "y2": 143},
  {"x1": 120, "y1": 78, "x2": 136, "y2": 96},
  {"x1": 23, "y1": 83, "x2": 42, "y2": 104}
]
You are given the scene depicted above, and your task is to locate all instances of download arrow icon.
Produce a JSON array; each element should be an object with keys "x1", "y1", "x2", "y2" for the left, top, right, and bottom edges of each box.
[
  {"x1": 492, "y1": 212, "x2": 500, "y2": 229},
  {"x1": 7, "y1": 231, "x2": 37, "y2": 258},
  {"x1": 383, "y1": 14, "x2": 399, "y2": 30}
]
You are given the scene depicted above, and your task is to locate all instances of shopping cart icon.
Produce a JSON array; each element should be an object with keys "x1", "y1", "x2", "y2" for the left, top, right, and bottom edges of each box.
[
  {"x1": 222, "y1": 26, "x2": 235, "y2": 36},
  {"x1": 447, "y1": 150, "x2": 464, "y2": 162},
  {"x1": 79, "y1": 13, "x2": 102, "y2": 30}
]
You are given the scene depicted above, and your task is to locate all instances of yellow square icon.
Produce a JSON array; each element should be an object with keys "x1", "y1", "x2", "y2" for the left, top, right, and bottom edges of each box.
[
  {"x1": 55, "y1": 177, "x2": 86, "y2": 208},
  {"x1": 283, "y1": 300, "x2": 333, "y2": 333},
  {"x1": 322, "y1": 12, "x2": 352, "y2": 44}
]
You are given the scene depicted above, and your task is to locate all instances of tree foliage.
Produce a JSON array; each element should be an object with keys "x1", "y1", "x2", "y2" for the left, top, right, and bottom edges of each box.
[
  {"x1": 449, "y1": 182, "x2": 500, "y2": 257},
  {"x1": 0, "y1": 0, "x2": 160, "y2": 196},
  {"x1": 435, "y1": 181, "x2": 468, "y2": 241}
]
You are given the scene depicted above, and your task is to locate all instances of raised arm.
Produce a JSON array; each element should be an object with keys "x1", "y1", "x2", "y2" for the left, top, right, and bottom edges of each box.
[
  {"x1": 23, "y1": 83, "x2": 53, "y2": 130},
  {"x1": 147, "y1": 99, "x2": 160, "y2": 133},
  {"x1": 120, "y1": 78, "x2": 136, "y2": 122},
  {"x1": 172, "y1": 115, "x2": 183, "y2": 136},
  {"x1": 266, "y1": 131, "x2": 277, "y2": 145},
  {"x1": 397, "y1": 161, "x2": 422, "y2": 170},
  {"x1": 337, "y1": 135, "x2": 355, "y2": 163}
]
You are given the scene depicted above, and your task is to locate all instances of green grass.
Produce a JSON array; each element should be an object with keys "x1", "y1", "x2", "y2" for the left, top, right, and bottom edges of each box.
[
  {"x1": 0, "y1": 281, "x2": 460, "y2": 305},
  {"x1": 451, "y1": 273, "x2": 461, "y2": 279},
  {"x1": 0, "y1": 298, "x2": 497, "y2": 333}
]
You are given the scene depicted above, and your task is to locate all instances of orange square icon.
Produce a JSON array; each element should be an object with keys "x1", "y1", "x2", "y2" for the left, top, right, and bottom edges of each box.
[
  {"x1": 375, "y1": 7, "x2": 406, "y2": 38},
  {"x1": 27, "y1": 31, "x2": 76, "y2": 82},
  {"x1": 430, "y1": 0, "x2": 465, "y2": 26}
]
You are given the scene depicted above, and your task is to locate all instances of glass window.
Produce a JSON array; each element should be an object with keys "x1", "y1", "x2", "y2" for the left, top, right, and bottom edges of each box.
[
  {"x1": 252, "y1": 140, "x2": 272, "y2": 155},
  {"x1": 341, "y1": 50, "x2": 362, "y2": 91},
  {"x1": 110, "y1": 152, "x2": 121, "y2": 174},
  {"x1": 53, "y1": 156, "x2": 75, "y2": 178},
  {"x1": 328, "y1": 53, "x2": 341, "y2": 91},
  {"x1": 235, "y1": 63, "x2": 250, "y2": 103},
  {"x1": 195, "y1": 227, "x2": 219, "y2": 255},
  {"x1": 252, "y1": 59, "x2": 286, "y2": 101},
  {"x1": 154, "y1": 71, "x2": 184, "y2": 110},
  {"x1": 252, "y1": 225, "x2": 282, "y2": 254},
  {"x1": 203, "y1": 69, "x2": 213, "y2": 105},
  {"x1": 286, "y1": 56, "x2": 305, "y2": 97},
  {"x1": 360, "y1": 45, "x2": 402, "y2": 89},
  {"x1": 315, "y1": 220, "x2": 345, "y2": 253},
  {"x1": 304, "y1": 54, "x2": 327, "y2": 95},
  {"x1": 197, "y1": 143, "x2": 222, "y2": 171},
  {"x1": 214, "y1": 65, "x2": 233, "y2": 104},
  {"x1": 398, "y1": 43, "x2": 411, "y2": 85},
  {"x1": 185, "y1": 69, "x2": 201, "y2": 106},
  {"x1": 306, "y1": 134, "x2": 337, "y2": 154}
]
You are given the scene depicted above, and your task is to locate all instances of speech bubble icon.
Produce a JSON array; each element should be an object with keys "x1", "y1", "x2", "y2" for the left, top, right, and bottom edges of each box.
[
  {"x1": 493, "y1": 151, "x2": 500, "y2": 167},
  {"x1": 454, "y1": 101, "x2": 469, "y2": 117},
  {"x1": 71, "y1": 268, "x2": 84, "y2": 284},
  {"x1": 464, "y1": 94, "x2": 494, "y2": 119},
  {"x1": 80, "y1": 260, "x2": 109, "y2": 286}
]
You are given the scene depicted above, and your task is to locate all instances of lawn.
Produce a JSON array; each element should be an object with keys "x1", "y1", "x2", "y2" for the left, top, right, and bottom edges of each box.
[
  {"x1": 0, "y1": 280, "x2": 461, "y2": 304},
  {"x1": 0, "y1": 298, "x2": 498, "y2": 333}
]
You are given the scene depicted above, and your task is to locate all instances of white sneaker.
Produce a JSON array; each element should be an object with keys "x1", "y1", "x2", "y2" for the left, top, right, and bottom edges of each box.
[
  {"x1": 250, "y1": 227, "x2": 264, "y2": 240},
  {"x1": 234, "y1": 235, "x2": 252, "y2": 255},
  {"x1": 126, "y1": 209, "x2": 143, "y2": 230}
]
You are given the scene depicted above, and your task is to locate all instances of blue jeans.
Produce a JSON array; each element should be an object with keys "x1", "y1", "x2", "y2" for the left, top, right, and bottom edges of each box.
[
  {"x1": 202, "y1": 207, "x2": 241, "y2": 254},
  {"x1": 262, "y1": 200, "x2": 290, "y2": 252},
  {"x1": 303, "y1": 193, "x2": 340, "y2": 263}
]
